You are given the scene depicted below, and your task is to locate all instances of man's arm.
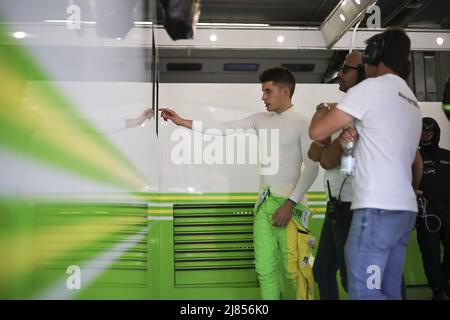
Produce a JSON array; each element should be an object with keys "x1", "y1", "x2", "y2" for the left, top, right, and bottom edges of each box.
[
  {"x1": 289, "y1": 153, "x2": 320, "y2": 204},
  {"x1": 309, "y1": 106, "x2": 354, "y2": 142},
  {"x1": 160, "y1": 108, "x2": 193, "y2": 129},
  {"x1": 160, "y1": 107, "x2": 255, "y2": 134},
  {"x1": 321, "y1": 128, "x2": 359, "y2": 169},
  {"x1": 308, "y1": 134, "x2": 332, "y2": 162},
  {"x1": 272, "y1": 154, "x2": 319, "y2": 227},
  {"x1": 412, "y1": 150, "x2": 423, "y2": 193},
  {"x1": 292, "y1": 124, "x2": 321, "y2": 204},
  {"x1": 125, "y1": 108, "x2": 154, "y2": 128},
  {"x1": 308, "y1": 141, "x2": 325, "y2": 162},
  {"x1": 311, "y1": 79, "x2": 375, "y2": 141},
  {"x1": 89, "y1": 108, "x2": 153, "y2": 134},
  {"x1": 273, "y1": 129, "x2": 319, "y2": 227},
  {"x1": 320, "y1": 138, "x2": 343, "y2": 170},
  {"x1": 308, "y1": 138, "x2": 342, "y2": 170}
]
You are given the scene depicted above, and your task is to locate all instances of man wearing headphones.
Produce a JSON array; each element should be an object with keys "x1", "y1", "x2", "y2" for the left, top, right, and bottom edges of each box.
[
  {"x1": 309, "y1": 28, "x2": 422, "y2": 299},
  {"x1": 308, "y1": 51, "x2": 364, "y2": 300},
  {"x1": 416, "y1": 117, "x2": 450, "y2": 300}
]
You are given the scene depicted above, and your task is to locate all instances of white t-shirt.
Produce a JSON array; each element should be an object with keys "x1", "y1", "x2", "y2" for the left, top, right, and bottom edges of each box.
[
  {"x1": 197, "y1": 107, "x2": 319, "y2": 203},
  {"x1": 323, "y1": 169, "x2": 353, "y2": 203},
  {"x1": 323, "y1": 131, "x2": 353, "y2": 202},
  {"x1": 337, "y1": 74, "x2": 422, "y2": 211}
]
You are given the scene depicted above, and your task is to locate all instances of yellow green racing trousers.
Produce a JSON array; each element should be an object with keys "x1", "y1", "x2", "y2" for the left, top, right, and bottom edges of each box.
[{"x1": 254, "y1": 188, "x2": 315, "y2": 300}]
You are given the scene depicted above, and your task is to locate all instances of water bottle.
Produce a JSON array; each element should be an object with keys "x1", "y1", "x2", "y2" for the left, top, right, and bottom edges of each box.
[{"x1": 340, "y1": 141, "x2": 356, "y2": 175}]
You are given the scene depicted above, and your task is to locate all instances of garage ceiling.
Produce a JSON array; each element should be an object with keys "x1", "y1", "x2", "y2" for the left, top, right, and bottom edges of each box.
[
  {"x1": 155, "y1": 0, "x2": 450, "y2": 83},
  {"x1": 1, "y1": 0, "x2": 449, "y2": 84},
  {"x1": 3, "y1": 0, "x2": 447, "y2": 29},
  {"x1": 179, "y1": 0, "x2": 450, "y2": 29}
]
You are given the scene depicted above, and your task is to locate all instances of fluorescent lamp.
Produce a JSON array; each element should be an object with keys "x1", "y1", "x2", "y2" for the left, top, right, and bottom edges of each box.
[
  {"x1": 13, "y1": 31, "x2": 26, "y2": 39},
  {"x1": 45, "y1": 19, "x2": 96, "y2": 25},
  {"x1": 197, "y1": 23, "x2": 270, "y2": 27}
]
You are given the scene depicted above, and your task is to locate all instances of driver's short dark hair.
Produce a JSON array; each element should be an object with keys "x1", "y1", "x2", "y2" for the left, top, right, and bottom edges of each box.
[{"x1": 259, "y1": 66, "x2": 296, "y2": 98}]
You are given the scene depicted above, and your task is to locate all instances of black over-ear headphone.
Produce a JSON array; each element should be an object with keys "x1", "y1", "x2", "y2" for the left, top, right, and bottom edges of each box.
[
  {"x1": 364, "y1": 38, "x2": 385, "y2": 66},
  {"x1": 356, "y1": 64, "x2": 365, "y2": 83}
]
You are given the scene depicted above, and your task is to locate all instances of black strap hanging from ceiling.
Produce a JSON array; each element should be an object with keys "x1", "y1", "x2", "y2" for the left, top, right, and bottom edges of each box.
[
  {"x1": 156, "y1": 67, "x2": 159, "y2": 136},
  {"x1": 151, "y1": 24, "x2": 159, "y2": 136}
]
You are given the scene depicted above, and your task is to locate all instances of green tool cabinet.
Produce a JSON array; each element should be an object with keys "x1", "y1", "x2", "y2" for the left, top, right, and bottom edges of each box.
[
  {"x1": 30, "y1": 202, "x2": 149, "y2": 300},
  {"x1": 2, "y1": 192, "x2": 427, "y2": 299},
  {"x1": 149, "y1": 202, "x2": 261, "y2": 299}
]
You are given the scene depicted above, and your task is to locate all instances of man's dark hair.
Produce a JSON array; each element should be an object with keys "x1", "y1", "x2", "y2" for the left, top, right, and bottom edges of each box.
[
  {"x1": 365, "y1": 27, "x2": 411, "y2": 80},
  {"x1": 259, "y1": 66, "x2": 296, "y2": 98}
]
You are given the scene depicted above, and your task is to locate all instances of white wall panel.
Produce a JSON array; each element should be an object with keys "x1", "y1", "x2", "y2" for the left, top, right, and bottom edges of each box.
[{"x1": 8, "y1": 82, "x2": 449, "y2": 197}]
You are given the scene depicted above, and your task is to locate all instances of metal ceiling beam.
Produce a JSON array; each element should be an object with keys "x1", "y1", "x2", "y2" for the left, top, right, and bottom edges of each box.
[
  {"x1": 2, "y1": 24, "x2": 450, "y2": 51},
  {"x1": 320, "y1": 0, "x2": 378, "y2": 48},
  {"x1": 396, "y1": 0, "x2": 436, "y2": 28},
  {"x1": 321, "y1": 50, "x2": 347, "y2": 83},
  {"x1": 310, "y1": 0, "x2": 333, "y2": 25},
  {"x1": 381, "y1": 0, "x2": 415, "y2": 27}
]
